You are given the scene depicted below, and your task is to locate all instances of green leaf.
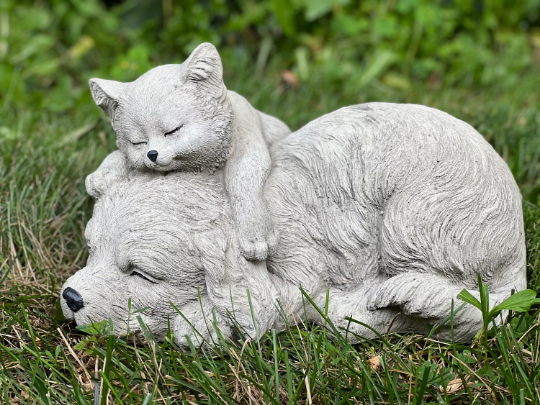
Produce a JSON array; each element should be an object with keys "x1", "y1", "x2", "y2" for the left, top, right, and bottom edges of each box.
[
  {"x1": 489, "y1": 289, "x2": 538, "y2": 318},
  {"x1": 72, "y1": 340, "x2": 87, "y2": 351},
  {"x1": 457, "y1": 289, "x2": 481, "y2": 310},
  {"x1": 77, "y1": 319, "x2": 110, "y2": 335},
  {"x1": 272, "y1": 0, "x2": 296, "y2": 35},
  {"x1": 478, "y1": 274, "x2": 490, "y2": 316}
]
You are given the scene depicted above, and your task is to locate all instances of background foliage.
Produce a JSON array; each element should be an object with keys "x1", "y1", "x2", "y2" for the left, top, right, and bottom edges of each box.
[
  {"x1": 2, "y1": 0, "x2": 540, "y2": 112},
  {"x1": 2, "y1": 1, "x2": 540, "y2": 404}
]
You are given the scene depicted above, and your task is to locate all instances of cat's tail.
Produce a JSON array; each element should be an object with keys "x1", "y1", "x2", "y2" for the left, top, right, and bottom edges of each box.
[{"x1": 258, "y1": 111, "x2": 292, "y2": 146}]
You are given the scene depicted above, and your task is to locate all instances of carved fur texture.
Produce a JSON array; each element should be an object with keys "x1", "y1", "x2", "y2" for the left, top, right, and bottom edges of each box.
[
  {"x1": 87, "y1": 43, "x2": 291, "y2": 261},
  {"x1": 62, "y1": 103, "x2": 526, "y2": 345}
]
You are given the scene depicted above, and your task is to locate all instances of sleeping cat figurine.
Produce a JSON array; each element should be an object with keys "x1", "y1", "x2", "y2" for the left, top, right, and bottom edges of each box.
[{"x1": 86, "y1": 43, "x2": 290, "y2": 262}]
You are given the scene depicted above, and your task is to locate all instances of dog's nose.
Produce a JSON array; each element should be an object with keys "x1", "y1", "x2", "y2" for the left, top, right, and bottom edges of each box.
[
  {"x1": 62, "y1": 287, "x2": 84, "y2": 313},
  {"x1": 147, "y1": 150, "x2": 158, "y2": 162}
]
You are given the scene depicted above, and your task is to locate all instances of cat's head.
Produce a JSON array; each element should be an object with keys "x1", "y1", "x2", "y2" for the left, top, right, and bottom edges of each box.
[{"x1": 89, "y1": 43, "x2": 232, "y2": 172}]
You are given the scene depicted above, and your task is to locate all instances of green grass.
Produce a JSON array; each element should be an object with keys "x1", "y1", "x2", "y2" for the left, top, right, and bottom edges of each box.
[{"x1": 1, "y1": 67, "x2": 540, "y2": 404}]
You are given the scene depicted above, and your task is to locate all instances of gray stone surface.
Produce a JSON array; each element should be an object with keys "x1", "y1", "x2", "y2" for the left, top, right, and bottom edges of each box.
[
  {"x1": 61, "y1": 98, "x2": 526, "y2": 346},
  {"x1": 86, "y1": 43, "x2": 291, "y2": 262}
]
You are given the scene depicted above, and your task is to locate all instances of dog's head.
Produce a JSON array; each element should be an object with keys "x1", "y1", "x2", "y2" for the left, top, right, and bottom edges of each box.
[
  {"x1": 60, "y1": 171, "x2": 232, "y2": 338},
  {"x1": 89, "y1": 43, "x2": 232, "y2": 172}
]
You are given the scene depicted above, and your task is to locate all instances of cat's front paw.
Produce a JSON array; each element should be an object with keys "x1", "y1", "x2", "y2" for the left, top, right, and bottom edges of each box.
[
  {"x1": 238, "y1": 222, "x2": 280, "y2": 261},
  {"x1": 239, "y1": 238, "x2": 269, "y2": 261}
]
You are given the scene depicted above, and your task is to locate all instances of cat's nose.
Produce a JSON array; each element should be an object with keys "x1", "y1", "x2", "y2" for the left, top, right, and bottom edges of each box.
[
  {"x1": 147, "y1": 150, "x2": 158, "y2": 162},
  {"x1": 62, "y1": 287, "x2": 84, "y2": 312}
]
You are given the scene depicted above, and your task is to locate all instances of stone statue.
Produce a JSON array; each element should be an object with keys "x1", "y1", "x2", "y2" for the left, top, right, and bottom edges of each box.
[
  {"x1": 86, "y1": 43, "x2": 290, "y2": 262},
  {"x1": 61, "y1": 91, "x2": 526, "y2": 345}
]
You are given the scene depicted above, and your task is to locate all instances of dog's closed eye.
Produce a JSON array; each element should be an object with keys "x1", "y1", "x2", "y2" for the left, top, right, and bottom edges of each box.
[
  {"x1": 131, "y1": 270, "x2": 157, "y2": 284},
  {"x1": 164, "y1": 125, "x2": 183, "y2": 137}
]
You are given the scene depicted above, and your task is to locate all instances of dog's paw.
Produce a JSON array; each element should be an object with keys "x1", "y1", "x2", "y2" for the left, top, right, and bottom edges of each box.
[
  {"x1": 367, "y1": 274, "x2": 425, "y2": 315},
  {"x1": 367, "y1": 279, "x2": 405, "y2": 311},
  {"x1": 173, "y1": 318, "x2": 206, "y2": 351},
  {"x1": 173, "y1": 312, "x2": 232, "y2": 352}
]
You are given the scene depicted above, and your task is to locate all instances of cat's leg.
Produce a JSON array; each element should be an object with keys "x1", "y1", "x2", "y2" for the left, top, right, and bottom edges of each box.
[
  {"x1": 224, "y1": 128, "x2": 276, "y2": 261},
  {"x1": 85, "y1": 150, "x2": 128, "y2": 199}
]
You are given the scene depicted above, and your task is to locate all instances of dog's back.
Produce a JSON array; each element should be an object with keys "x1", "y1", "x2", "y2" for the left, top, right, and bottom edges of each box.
[{"x1": 267, "y1": 103, "x2": 525, "y2": 340}]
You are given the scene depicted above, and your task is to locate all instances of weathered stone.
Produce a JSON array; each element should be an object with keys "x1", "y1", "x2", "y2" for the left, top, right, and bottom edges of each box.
[{"x1": 61, "y1": 101, "x2": 525, "y2": 346}]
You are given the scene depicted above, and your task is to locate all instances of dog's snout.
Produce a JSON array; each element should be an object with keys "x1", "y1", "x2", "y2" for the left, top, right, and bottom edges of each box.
[
  {"x1": 62, "y1": 287, "x2": 84, "y2": 312},
  {"x1": 147, "y1": 150, "x2": 158, "y2": 162}
]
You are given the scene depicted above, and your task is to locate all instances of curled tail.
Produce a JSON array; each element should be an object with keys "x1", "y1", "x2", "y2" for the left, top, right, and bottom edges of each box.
[{"x1": 368, "y1": 270, "x2": 526, "y2": 342}]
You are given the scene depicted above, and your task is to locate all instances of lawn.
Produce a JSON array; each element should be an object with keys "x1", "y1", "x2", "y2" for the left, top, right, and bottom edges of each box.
[
  {"x1": 2, "y1": 1, "x2": 540, "y2": 403},
  {"x1": 1, "y1": 62, "x2": 540, "y2": 404}
]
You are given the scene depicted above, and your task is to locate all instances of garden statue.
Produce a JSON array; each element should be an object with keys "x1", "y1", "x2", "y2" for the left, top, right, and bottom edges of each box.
[
  {"x1": 61, "y1": 44, "x2": 526, "y2": 346},
  {"x1": 86, "y1": 43, "x2": 290, "y2": 262}
]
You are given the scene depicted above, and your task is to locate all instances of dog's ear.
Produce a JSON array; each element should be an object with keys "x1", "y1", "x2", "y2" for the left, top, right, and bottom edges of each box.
[
  {"x1": 193, "y1": 230, "x2": 228, "y2": 283},
  {"x1": 183, "y1": 43, "x2": 226, "y2": 99},
  {"x1": 89, "y1": 78, "x2": 126, "y2": 121}
]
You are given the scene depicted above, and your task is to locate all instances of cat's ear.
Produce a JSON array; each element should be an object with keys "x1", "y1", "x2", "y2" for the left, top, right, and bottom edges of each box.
[
  {"x1": 89, "y1": 78, "x2": 126, "y2": 119},
  {"x1": 183, "y1": 43, "x2": 225, "y2": 99}
]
